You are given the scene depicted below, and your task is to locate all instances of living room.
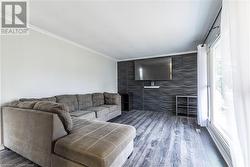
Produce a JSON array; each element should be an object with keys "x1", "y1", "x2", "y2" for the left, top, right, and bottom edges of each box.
[{"x1": 0, "y1": 0, "x2": 249, "y2": 167}]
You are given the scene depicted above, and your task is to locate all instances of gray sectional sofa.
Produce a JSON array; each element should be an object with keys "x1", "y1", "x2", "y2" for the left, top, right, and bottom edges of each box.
[
  {"x1": 19, "y1": 92, "x2": 122, "y2": 121},
  {"x1": 2, "y1": 92, "x2": 136, "y2": 167}
]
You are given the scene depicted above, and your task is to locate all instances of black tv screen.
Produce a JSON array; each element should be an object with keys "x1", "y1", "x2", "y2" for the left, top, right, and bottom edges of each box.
[{"x1": 134, "y1": 57, "x2": 173, "y2": 81}]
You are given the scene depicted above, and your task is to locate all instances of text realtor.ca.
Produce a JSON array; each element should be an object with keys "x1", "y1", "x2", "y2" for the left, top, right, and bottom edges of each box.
[
  {"x1": 1, "y1": 1, "x2": 29, "y2": 35},
  {"x1": 1, "y1": 28, "x2": 29, "y2": 34}
]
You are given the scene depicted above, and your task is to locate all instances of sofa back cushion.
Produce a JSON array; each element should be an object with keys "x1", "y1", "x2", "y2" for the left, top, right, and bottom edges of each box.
[
  {"x1": 56, "y1": 95, "x2": 78, "y2": 112},
  {"x1": 33, "y1": 101, "x2": 73, "y2": 132},
  {"x1": 104, "y1": 92, "x2": 120, "y2": 105},
  {"x1": 77, "y1": 94, "x2": 92, "y2": 110},
  {"x1": 7, "y1": 100, "x2": 37, "y2": 109},
  {"x1": 19, "y1": 96, "x2": 56, "y2": 102},
  {"x1": 92, "y1": 93, "x2": 104, "y2": 107}
]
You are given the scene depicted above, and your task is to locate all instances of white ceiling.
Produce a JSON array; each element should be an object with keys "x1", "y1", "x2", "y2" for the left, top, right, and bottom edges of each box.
[{"x1": 30, "y1": 0, "x2": 221, "y2": 60}]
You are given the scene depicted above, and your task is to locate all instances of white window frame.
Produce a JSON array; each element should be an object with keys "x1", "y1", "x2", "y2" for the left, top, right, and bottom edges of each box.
[{"x1": 207, "y1": 36, "x2": 233, "y2": 167}]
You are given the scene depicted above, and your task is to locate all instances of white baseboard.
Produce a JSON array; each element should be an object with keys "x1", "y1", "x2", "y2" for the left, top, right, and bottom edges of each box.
[{"x1": 0, "y1": 145, "x2": 5, "y2": 151}]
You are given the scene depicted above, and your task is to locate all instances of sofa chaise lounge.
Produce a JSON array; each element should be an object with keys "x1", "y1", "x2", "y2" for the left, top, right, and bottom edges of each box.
[{"x1": 2, "y1": 92, "x2": 136, "y2": 167}]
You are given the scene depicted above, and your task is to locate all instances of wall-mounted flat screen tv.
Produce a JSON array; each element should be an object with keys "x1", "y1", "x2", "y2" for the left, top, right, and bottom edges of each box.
[{"x1": 134, "y1": 57, "x2": 173, "y2": 81}]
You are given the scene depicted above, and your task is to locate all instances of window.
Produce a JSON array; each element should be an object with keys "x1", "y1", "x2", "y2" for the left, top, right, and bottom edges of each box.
[{"x1": 210, "y1": 38, "x2": 234, "y2": 142}]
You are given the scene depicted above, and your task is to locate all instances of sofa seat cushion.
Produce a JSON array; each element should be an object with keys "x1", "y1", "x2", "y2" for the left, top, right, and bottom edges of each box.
[
  {"x1": 102, "y1": 105, "x2": 119, "y2": 112},
  {"x1": 87, "y1": 106, "x2": 108, "y2": 112},
  {"x1": 86, "y1": 106, "x2": 109, "y2": 120},
  {"x1": 70, "y1": 110, "x2": 96, "y2": 120},
  {"x1": 56, "y1": 95, "x2": 78, "y2": 112},
  {"x1": 54, "y1": 120, "x2": 136, "y2": 167}
]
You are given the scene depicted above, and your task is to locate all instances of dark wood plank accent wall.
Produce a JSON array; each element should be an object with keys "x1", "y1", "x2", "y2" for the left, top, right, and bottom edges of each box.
[{"x1": 118, "y1": 53, "x2": 197, "y2": 113}]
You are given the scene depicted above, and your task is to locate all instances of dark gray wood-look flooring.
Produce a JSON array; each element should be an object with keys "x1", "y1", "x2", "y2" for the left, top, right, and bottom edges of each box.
[{"x1": 0, "y1": 110, "x2": 227, "y2": 167}]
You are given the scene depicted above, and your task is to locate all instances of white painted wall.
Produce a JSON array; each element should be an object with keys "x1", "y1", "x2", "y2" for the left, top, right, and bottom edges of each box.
[
  {"x1": 0, "y1": 31, "x2": 2, "y2": 148},
  {"x1": 0, "y1": 29, "x2": 117, "y2": 104}
]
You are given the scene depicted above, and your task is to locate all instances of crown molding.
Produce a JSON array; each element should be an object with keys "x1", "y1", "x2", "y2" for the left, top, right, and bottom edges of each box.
[
  {"x1": 118, "y1": 50, "x2": 197, "y2": 62},
  {"x1": 29, "y1": 24, "x2": 117, "y2": 61},
  {"x1": 27, "y1": 24, "x2": 197, "y2": 62}
]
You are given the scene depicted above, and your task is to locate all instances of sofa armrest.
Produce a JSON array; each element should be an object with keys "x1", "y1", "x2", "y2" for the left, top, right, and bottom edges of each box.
[
  {"x1": 2, "y1": 107, "x2": 67, "y2": 167},
  {"x1": 113, "y1": 94, "x2": 121, "y2": 105}
]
